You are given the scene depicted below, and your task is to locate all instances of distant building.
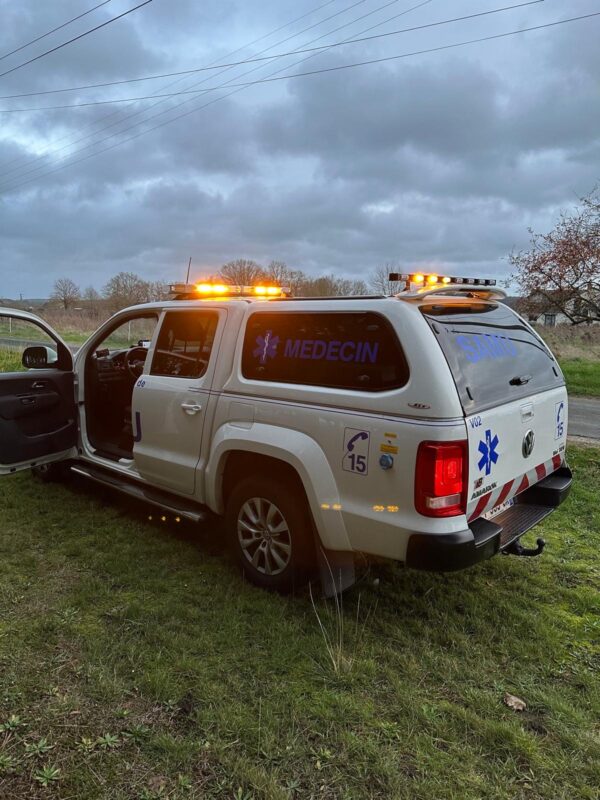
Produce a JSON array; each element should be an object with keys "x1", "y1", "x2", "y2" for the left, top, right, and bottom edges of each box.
[
  {"x1": 498, "y1": 295, "x2": 564, "y2": 324},
  {"x1": 508, "y1": 290, "x2": 599, "y2": 327}
]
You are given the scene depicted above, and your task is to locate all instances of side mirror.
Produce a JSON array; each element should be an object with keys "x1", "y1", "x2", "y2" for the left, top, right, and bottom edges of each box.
[{"x1": 22, "y1": 346, "x2": 58, "y2": 369}]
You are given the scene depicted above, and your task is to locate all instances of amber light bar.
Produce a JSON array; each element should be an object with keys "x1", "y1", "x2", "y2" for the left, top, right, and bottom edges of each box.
[
  {"x1": 389, "y1": 272, "x2": 496, "y2": 288},
  {"x1": 169, "y1": 283, "x2": 290, "y2": 298}
]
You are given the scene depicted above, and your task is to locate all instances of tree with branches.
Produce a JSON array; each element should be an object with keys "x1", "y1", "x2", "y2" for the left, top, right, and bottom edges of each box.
[
  {"x1": 219, "y1": 259, "x2": 267, "y2": 286},
  {"x1": 369, "y1": 264, "x2": 404, "y2": 295},
  {"x1": 103, "y1": 272, "x2": 150, "y2": 312},
  {"x1": 51, "y1": 277, "x2": 80, "y2": 310},
  {"x1": 82, "y1": 286, "x2": 101, "y2": 318},
  {"x1": 510, "y1": 189, "x2": 600, "y2": 324}
]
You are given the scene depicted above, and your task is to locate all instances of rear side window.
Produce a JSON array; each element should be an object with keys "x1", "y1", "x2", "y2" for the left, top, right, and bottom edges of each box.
[
  {"x1": 242, "y1": 311, "x2": 409, "y2": 392},
  {"x1": 422, "y1": 303, "x2": 564, "y2": 413},
  {"x1": 151, "y1": 311, "x2": 218, "y2": 379}
]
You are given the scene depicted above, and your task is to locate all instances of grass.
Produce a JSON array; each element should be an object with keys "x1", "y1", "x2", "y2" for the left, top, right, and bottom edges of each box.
[
  {"x1": 0, "y1": 447, "x2": 598, "y2": 799},
  {"x1": 558, "y1": 359, "x2": 600, "y2": 398},
  {"x1": 536, "y1": 324, "x2": 600, "y2": 398},
  {"x1": 0, "y1": 315, "x2": 97, "y2": 345},
  {"x1": 0, "y1": 348, "x2": 25, "y2": 372}
]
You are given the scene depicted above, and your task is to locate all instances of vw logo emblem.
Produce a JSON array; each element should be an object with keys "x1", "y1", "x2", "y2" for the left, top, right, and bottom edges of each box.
[{"x1": 522, "y1": 429, "x2": 535, "y2": 458}]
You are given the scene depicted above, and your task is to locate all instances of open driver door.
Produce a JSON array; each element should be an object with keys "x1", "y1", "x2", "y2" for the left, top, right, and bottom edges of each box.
[{"x1": 0, "y1": 308, "x2": 77, "y2": 474}]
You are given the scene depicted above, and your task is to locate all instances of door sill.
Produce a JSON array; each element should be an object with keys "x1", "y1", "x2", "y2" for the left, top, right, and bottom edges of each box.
[{"x1": 70, "y1": 461, "x2": 210, "y2": 523}]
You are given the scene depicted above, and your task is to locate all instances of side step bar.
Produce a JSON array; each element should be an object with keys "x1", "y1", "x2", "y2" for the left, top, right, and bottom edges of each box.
[{"x1": 70, "y1": 463, "x2": 209, "y2": 523}]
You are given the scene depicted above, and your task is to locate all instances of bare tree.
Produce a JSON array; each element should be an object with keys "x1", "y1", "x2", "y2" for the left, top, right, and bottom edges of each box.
[
  {"x1": 369, "y1": 264, "x2": 403, "y2": 295},
  {"x1": 82, "y1": 286, "x2": 101, "y2": 318},
  {"x1": 336, "y1": 278, "x2": 368, "y2": 295},
  {"x1": 103, "y1": 272, "x2": 150, "y2": 312},
  {"x1": 147, "y1": 280, "x2": 169, "y2": 302},
  {"x1": 218, "y1": 259, "x2": 267, "y2": 285},
  {"x1": 286, "y1": 269, "x2": 310, "y2": 296},
  {"x1": 296, "y1": 274, "x2": 368, "y2": 296},
  {"x1": 510, "y1": 189, "x2": 600, "y2": 324},
  {"x1": 298, "y1": 275, "x2": 340, "y2": 297},
  {"x1": 265, "y1": 260, "x2": 291, "y2": 284},
  {"x1": 52, "y1": 277, "x2": 80, "y2": 310}
]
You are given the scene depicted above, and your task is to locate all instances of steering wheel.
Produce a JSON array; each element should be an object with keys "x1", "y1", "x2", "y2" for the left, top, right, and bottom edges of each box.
[{"x1": 125, "y1": 346, "x2": 148, "y2": 379}]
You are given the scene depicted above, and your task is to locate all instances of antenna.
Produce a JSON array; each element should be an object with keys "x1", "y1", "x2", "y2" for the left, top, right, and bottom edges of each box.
[{"x1": 185, "y1": 256, "x2": 192, "y2": 283}]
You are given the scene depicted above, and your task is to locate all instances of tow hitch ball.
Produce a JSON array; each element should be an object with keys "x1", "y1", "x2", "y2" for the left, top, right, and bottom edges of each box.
[{"x1": 504, "y1": 537, "x2": 546, "y2": 557}]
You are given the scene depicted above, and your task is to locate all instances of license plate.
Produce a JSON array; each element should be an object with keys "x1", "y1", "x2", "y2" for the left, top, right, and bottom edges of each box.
[{"x1": 484, "y1": 498, "x2": 514, "y2": 521}]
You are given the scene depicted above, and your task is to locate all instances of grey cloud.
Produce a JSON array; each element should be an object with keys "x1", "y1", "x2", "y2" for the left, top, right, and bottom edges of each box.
[{"x1": 1, "y1": 0, "x2": 599, "y2": 298}]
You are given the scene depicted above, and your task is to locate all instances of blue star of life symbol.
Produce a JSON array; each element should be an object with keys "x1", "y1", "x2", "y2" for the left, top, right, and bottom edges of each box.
[
  {"x1": 478, "y1": 428, "x2": 499, "y2": 476},
  {"x1": 253, "y1": 330, "x2": 279, "y2": 364}
]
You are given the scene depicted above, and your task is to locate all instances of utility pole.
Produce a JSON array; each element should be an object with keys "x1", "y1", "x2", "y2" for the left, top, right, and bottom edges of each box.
[{"x1": 186, "y1": 257, "x2": 192, "y2": 284}]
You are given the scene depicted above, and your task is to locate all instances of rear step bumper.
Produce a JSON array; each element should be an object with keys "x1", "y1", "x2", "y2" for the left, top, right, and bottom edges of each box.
[{"x1": 406, "y1": 466, "x2": 573, "y2": 572}]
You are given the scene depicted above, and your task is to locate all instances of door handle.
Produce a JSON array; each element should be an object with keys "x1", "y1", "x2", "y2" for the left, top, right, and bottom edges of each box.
[
  {"x1": 181, "y1": 402, "x2": 202, "y2": 415},
  {"x1": 32, "y1": 381, "x2": 46, "y2": 390}
]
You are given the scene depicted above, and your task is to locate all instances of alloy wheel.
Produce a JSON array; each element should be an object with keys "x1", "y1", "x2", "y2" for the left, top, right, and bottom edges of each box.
[{"x1": 237, "y1": 497, "x2": 292, "y2": 576}]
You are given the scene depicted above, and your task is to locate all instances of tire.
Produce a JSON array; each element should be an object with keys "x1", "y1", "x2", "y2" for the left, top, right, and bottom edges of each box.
[
  {"x1": 31, "y1": 462, "x2": 71, "y2": 483},
  {"x1": 225, "y1": 476, "x2": 315, "y2": 593}
]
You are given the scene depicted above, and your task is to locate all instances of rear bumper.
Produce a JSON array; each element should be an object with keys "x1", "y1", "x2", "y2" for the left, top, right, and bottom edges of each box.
[{"x1": 405, "y1": 466, "x2": 573, "y2": 572}]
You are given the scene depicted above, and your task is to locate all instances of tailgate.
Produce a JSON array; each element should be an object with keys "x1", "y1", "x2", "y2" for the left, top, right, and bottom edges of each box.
[
  {"x1": 465, "y1": 388, "x2": 567, "y2": 521},
  {"x1": 420, "y1": 300, "x2": 568, "y2": 522}
]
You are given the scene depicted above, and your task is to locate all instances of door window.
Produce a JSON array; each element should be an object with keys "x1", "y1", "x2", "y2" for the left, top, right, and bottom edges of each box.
[
  {"x1": 151, "y1": 312, "x2": 218, "y2": 379},
  {"x1": 0, "y1": 315, "x2": 67, "y2": 372},
  {"x1": 98, "y1": 316, "x2": 159, "y2": 351}
]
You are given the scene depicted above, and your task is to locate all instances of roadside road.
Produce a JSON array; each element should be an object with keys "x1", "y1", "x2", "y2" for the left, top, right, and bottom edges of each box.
[
  {"x1": 0, "y1": 336, "x2": 79, "y2": 353},
  {"x1": 569, "y1": 396, "x2": 600, "y2": 440}
]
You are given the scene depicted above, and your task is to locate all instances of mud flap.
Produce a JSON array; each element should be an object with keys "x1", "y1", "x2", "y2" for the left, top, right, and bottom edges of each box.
[{"x1": 316, "y1": 546, "x2": 356, "y2": 597}]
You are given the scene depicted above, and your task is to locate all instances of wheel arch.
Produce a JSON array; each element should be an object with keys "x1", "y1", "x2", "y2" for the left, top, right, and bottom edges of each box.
[{"x1": 204, "y1": 423, "x2": 351, "y2": 551}]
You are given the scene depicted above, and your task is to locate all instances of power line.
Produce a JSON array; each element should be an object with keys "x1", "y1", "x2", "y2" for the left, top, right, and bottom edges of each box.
[
  {"x1": 0, "y1": 0, "x2": 439, "y2": 189},
  {"x1": 0, "y1": 0, "x2": 543, "y2": 109},
  {"x1": 0, "y1": 0, "x2": 116, "y2": 63},
  {"x1": 1, "y1": 8, "x2": 596, "y2": 196},
  {"x1": 0, "y1": 0, "x2": 388, "y2": 181},
  {"x1": 0, "y1": 0, "x2": 153, "y2": 80},
  {"x1": 0, "y1": 0, "x2": 342, "y2": 177},
  {"x1": 11, "y1": 11, "x2": 600, "y2": 197}
]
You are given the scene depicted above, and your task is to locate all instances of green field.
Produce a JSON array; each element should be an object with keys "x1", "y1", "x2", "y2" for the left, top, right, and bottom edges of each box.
[
  {"x1": 0, "y1": 447, "x2": 598, "y2": 799},
  {"x1": 0, "y1": 320, "x2": 93, "y2": 346},
  {"x1": 0, "y1": 349, "x2": 23, "y2": 372},
  {"x1": 559, "y1": 359, "x2": 600, "y2": 398}
]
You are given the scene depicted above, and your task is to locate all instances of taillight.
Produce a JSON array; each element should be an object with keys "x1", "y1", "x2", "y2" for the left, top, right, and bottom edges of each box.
[{"x1": 415, "y1": 441, "x2": 468, "y2": 517}]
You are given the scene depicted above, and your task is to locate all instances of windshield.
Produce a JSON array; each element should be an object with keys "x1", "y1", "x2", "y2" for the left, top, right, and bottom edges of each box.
[{"x1": 421, "y1": 303, "x2": 564, "y2": 414}]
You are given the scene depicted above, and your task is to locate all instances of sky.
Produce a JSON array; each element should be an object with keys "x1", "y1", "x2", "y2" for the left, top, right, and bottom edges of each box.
[{"x1": 0, "y1": 0, "x2": 598, "y2": 298}]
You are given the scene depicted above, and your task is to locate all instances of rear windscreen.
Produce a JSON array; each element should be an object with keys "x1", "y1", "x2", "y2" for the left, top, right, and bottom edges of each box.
[{"x1": 421, "y1": 303, "x2": 564, "y2": 413}]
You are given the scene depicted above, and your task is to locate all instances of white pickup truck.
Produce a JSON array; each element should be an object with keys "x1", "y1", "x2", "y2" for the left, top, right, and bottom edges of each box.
[{"x1": 0, "y1": 274, "x2": 572, "y2": 593}]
